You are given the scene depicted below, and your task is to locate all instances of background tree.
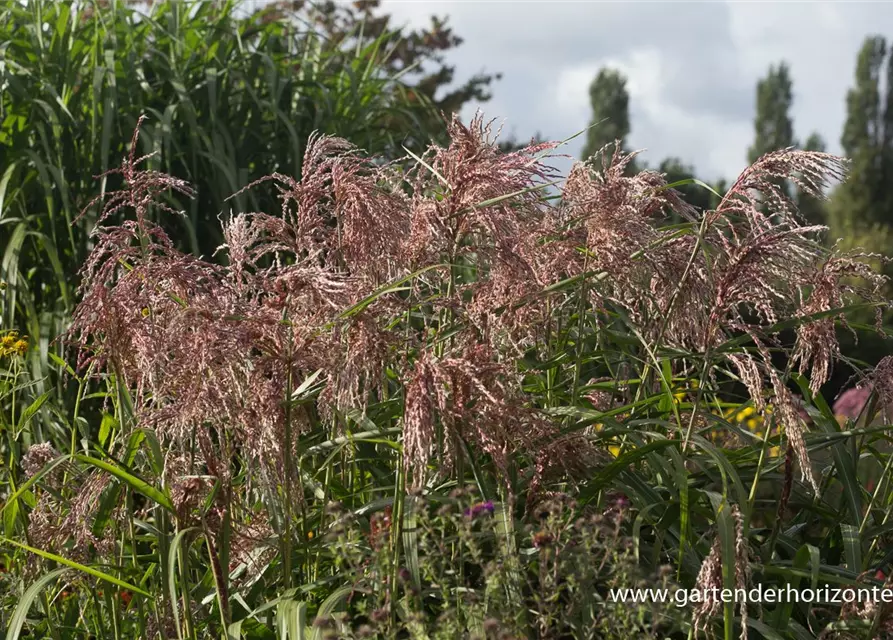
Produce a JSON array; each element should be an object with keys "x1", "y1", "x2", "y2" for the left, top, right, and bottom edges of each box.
[
  {"x1": 302, "y1": 0, "x2": 501, "y2": 144},
  {"x1": 581, "y1": 68, "x2": 632, "y2": 162},
  {"x1": 825, "y1": 37, "x2": 893, "y2": 392},
  {"x1": 748, "y1": 61, "x2": 795, "y2": 165},
  {"x1": 827, "y1": 35, "x2": 893, "y2": 287},
  {"x1": 658, "y1": 157, "x2": 722, "y2": 213},
  {"x1": 580, "y1": 67, "x2": 720, "y2": 212},
  {"x1": 748, "y1": 61, "x2": 796, "y2": 222},
  {"x1": 581, "y1": 66, "x2": 720, "y2": 200},
  {"x1": 830, "y1": 36, "x2": 893, "y2": 233}
]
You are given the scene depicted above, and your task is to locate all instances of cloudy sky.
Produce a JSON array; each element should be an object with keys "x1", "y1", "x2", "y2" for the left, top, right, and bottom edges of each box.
[{"x1": 380, "y1": 1, "x2": 891, "y2": 184}]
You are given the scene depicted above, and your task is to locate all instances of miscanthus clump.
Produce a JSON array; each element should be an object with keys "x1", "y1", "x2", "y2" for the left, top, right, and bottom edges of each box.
[
  {"x1": 62, "y1": 114, "x2": 888, "y2": 637},
  {"x1": 69, "y1": 115, "x2": 588, "y2": 502},
  {"x1": 71, "y1": 113, "x2": 886, "y2": 504}
]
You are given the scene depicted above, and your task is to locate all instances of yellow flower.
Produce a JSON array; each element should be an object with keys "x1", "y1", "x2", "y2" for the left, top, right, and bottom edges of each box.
[
  {"x1": 736, "y1": 406, "x2": 755, "y2": 422},
  {"x1": 12, "y1": 339, "x2": 27, "y2": 356},
  {"x1": 307, "y1": 530, "x2": 314, "y2": 540},
  {"x1": 0, "y1": 331, "x2": 25, "y2": 358},
  {"x1": 746, "y1": 418, "x2": 760, "y2": 431},
  {"x1": 609, "y1": 445, "x2": 621, "y2": 458},
  {"x1": 141, "y1": 307, "x2": 150, "y2": 317}
]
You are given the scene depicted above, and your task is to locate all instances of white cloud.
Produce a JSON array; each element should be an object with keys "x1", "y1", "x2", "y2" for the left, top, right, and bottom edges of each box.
[{"x1": 381, "y1": 0, "x2": 893, "y2": 184}]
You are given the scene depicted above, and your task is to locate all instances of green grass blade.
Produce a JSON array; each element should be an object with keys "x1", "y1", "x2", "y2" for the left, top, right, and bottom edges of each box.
[
  {"x1": 2, "y1": 537, "x2": 149, "y2": 596},
  {"x1": 74, "y1": 454, "x2": 173, "y2": 511},
  {"x1": 310, "y1": 586, "x2": 351, "y2": 640},
  {"x1": 6, "y1": 567, "x2": 69, "y2": 640}
]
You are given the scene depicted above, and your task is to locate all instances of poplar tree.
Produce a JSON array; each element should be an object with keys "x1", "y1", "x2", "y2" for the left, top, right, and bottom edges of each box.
[
  {"x1": 581, "y1": 68, "x2": 632, "y2": 161},
  {"x1": 832, "y1": 36, "x2": 893, "y2": 228},
  {"x1": 749, "y1": 61, "x2": 796, "y2": 214},
  {"x1": 748, "y1": 62, "x2": 795, "y2": 164}
]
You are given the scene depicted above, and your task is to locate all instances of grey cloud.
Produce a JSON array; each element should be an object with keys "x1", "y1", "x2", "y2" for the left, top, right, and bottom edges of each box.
[{"x1": 382, "y1": 0, "x2": 893, "y2": 183}]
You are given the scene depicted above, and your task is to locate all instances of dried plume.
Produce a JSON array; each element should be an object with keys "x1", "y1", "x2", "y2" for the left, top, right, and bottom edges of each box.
[
  {"x1": 68, "y1": 114, "x2": 891, "y2": 551},
  {"x1": 692, "y1": 504, "x2": 751, "y2": 640}
]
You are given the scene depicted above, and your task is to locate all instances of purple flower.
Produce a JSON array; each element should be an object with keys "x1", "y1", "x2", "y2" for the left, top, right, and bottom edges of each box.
[{"x1": 464, "y1": 501, "x2": 495, "y2": 518}]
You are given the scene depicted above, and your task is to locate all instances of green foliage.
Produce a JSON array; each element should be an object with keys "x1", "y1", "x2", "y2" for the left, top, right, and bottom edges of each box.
[
  {"x1": 0, "y1": 0, "x2": 472, "y2": 346},
  {"x1": 748, "y1": 62, "x2": 795, "y2": 166},
  {"x1": 658, "y1": 157, "x2": 722, "y2": 213},
  {"x1": 832, "y1": 36, "x2": 893, "y2": 231},
  {"x1": 313, "y1": 491, "x2": 680, "y2": 639},
  {"x1": 581, "y1": 68, "x2": 632, "y2": 161},
  {"x1": 298, "y1": 1, "x2": 501, "y2": 141},
  {"x1": 827, "y1": 35, "x2": 893, "y2": 335}
]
